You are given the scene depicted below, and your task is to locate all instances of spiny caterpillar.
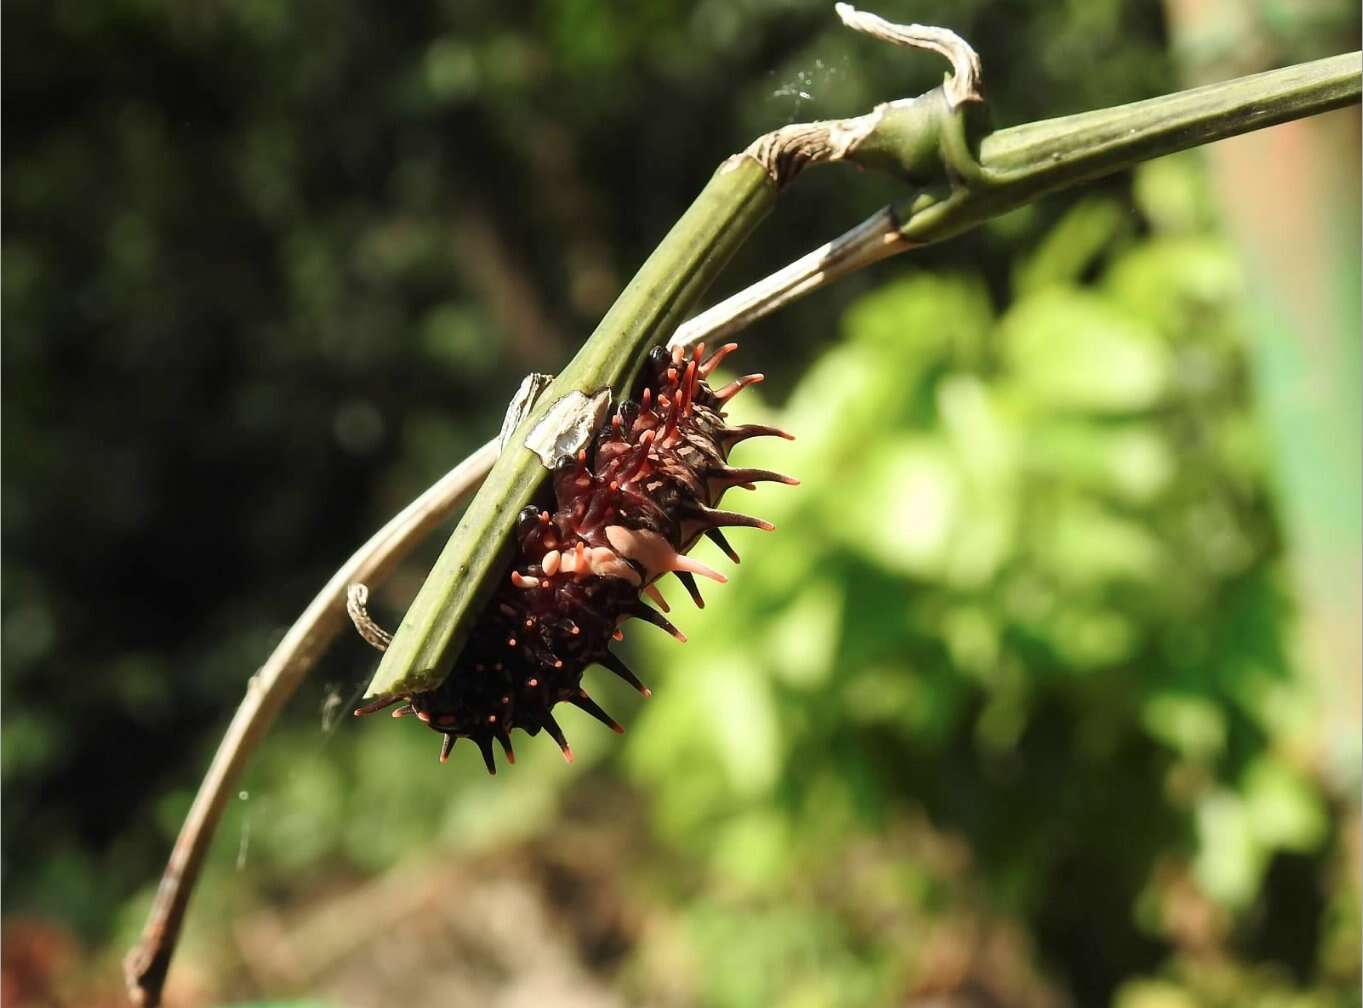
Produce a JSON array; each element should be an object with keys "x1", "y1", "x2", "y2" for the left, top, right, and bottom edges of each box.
[{"x1": 356, "y1": 342, "x2": 795, "y2": 772}]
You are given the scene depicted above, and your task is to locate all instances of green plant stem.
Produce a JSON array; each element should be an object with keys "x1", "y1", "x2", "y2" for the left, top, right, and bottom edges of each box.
[
  {"x1": 367, "y1": 157, "x2": 777, "y2": 698},
  {"x1": 900, "y1": 51, "x2": 1362, "y2": 243}
]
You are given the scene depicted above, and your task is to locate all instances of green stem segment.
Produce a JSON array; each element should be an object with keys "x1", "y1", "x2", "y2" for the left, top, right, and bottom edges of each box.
[
  {"x1": 900, "y1": 51, "x2": 1363, "y2": 243},
  {"x1": 367, "y1": 156, "x2": 776, "y2": 698}
]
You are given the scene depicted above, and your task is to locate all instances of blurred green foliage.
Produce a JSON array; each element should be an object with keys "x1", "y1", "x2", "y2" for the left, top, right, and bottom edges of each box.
[
  {"x1": 628, "y1": 160, "x2": 1355, "y2": 1005},
  {"x1": 3, "y1": 1, "x2": 1358, "y2": 1006}
]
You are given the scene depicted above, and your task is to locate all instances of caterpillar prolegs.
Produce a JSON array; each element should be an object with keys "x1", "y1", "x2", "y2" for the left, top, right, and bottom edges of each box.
[{"x1": 356, "y1": 343, "x2": 795, "y2": 772}]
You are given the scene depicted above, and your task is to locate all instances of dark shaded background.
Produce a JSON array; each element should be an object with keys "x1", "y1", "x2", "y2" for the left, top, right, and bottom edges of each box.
[{"x1": 4, "y1": 1, "x2": 1359, "y2": 1005}]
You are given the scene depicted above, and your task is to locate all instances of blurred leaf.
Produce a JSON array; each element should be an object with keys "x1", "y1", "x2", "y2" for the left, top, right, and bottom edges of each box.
[
  {"x1": 1132, "y1": 152, "x2": 1218, "y2": 234},
  {"x1": 1013, "y1": 196, "x2": 1129, "y2": 295},
  {"x1": 1243, "y1": 756, "x2": 1328, "y2": 854},
  {"x1": 1195, "y1": 790, "x2": 1262, "y2": 908},
  {"x1": 1001, "y1": 287, "x2": 1171, "y2": 412},
  {"x1": 1142, "y1": 693, "x2": 1227, "y2": 762}
]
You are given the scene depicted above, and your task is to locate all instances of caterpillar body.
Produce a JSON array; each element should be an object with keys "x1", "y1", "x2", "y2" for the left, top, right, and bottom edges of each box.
[{"x1": 357, "y1": 342, "x2": 794, "y2": 772}]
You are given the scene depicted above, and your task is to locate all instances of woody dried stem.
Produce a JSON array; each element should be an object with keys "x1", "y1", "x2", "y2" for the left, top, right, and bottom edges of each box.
[
  {"x1": 121, "y1": 438, "x2": 498, "y2": 1005},
  {"x1": 125, "y1": 4, "x2": 1360, "y2": 1004}
]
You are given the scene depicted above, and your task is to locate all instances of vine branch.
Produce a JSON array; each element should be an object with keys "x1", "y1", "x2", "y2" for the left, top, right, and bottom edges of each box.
[
  {"x1": 125, "y1": 6, "x2": 1360, "y2": 1004},
  {"x1": 123, "y1": 441, "x2": 497, "y2": 1005}
]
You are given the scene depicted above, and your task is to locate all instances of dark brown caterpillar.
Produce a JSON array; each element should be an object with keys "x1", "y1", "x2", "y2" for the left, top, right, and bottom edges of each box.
[{"x1": 356, "y1": 342, "x2": 794, "y2": 772}]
